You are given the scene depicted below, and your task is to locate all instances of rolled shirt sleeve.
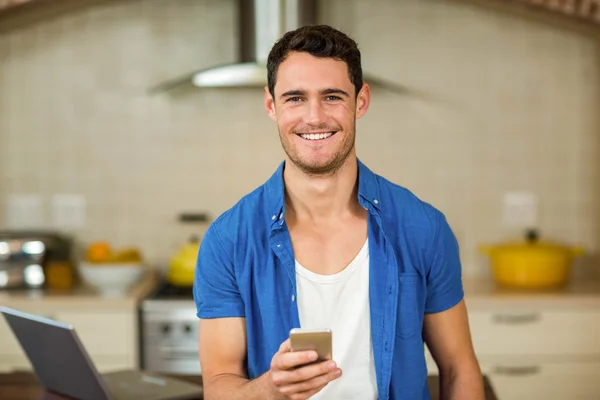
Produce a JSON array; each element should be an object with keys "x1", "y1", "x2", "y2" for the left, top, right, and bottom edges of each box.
[
  {"x1": 193, "y1": 223, "x2": 245, "y2": 319},
  {"x1": 424, "y1": 211, "x2": 464, "y2": 314}
]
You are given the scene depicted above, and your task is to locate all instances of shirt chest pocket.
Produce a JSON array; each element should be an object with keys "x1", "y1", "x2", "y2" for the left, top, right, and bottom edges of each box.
[{"x1": 397, "y1": 274, "x2": 423, "y2": 339}]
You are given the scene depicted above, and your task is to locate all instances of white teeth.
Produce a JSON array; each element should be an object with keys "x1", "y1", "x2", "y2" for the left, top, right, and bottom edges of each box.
[{"x1": 300, "y1": 132, "x2": 334, "y2": 140}]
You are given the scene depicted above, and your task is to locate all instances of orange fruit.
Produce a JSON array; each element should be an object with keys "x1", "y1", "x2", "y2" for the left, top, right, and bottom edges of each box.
[{"x1": 85, "y1": 242, "x2": 113, "y2": 263}]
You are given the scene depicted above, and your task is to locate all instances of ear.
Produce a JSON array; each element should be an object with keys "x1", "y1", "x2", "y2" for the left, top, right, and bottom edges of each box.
[
  {"x1": 264, "y1": 86, "x2": 277, "y2": 122},
  {"x1": 355, "y1": 83, "x2": 371, "y2": 119}
]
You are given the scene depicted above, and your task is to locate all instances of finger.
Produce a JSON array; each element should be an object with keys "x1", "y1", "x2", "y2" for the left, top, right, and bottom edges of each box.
[
  {"x1": 273, "y1": 350, "x2": 319, "y2": 371},
  {"x1": 289, "y1": 360, "x2": 338, "y2": 382},
  {"x1": 275, "y1": 359, "x2": 338, "y2": 386},
  {"x1": 271, "y1": 359, "x2": 333, "y2": 387},
  {"x1": 278, "y1": 338, "x2": 291, "y2": 353},
  {"x1": 279, "y1": 368, "x2": 342, "y2": 397}
]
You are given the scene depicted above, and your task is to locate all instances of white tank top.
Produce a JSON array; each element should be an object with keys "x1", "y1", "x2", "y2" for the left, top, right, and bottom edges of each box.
[{"x1": 295, "y1": 239, "x2": 378, "y2": 399}]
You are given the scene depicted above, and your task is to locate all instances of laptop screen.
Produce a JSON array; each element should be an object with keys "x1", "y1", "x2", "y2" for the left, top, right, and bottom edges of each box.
[{"x1": 0, "y1": 306, "x2": 111, "y2": 400}]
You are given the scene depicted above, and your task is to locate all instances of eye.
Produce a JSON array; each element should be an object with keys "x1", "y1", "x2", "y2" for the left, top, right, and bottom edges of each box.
[
  {"x1": 325, "y1": 95, "x2": 342, "y2": 101},
  {"x1": 286, "y1": 97, "x2": 302, "y2": 103}
]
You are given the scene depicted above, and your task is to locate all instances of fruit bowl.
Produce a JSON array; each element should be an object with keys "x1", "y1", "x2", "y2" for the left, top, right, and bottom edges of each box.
[{"x1": 78, "y1": 262, "x2": 145, "y2": 297}]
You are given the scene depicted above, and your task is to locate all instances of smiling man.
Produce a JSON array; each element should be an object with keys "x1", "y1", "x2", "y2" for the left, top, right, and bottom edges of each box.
[{"x1": 194, "y1": 25, "x2": 484, "y2": 400}]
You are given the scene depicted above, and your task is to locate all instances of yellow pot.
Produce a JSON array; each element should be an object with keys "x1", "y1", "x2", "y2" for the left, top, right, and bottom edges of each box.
[{"x1": 479, "y1": 230, "x2": 585, "y2": 289}]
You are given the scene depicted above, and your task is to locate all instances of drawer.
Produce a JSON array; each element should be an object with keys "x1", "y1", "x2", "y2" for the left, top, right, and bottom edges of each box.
[
  {"x1": 469, "y1": 310, "x2": 600, "y2": 357},
  {"x1": 54, "y1": 311, "x2": 136, "y2": 358},
  {"x1": 426, "y1": 353, "x2": 600, "y2": 399},
  {"x1": 481, "y1": 359, "x2": 600, "y2": 400}
]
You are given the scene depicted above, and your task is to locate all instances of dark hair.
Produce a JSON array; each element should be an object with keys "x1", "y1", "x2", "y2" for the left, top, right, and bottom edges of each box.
[{"x1": 267, "y1": 25, "x2": 363, "y2": 98}]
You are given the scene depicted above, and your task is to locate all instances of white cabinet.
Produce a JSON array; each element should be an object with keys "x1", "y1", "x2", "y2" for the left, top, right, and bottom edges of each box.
[
  {"x1": 0, "y1": 307, "x2": 139, "y2": 373},
  {"x1": 427, "y1": 304, "x2": 600, "y2": 399},
  {"x1": 469, "y1": 309, "x2": 600, "y2": 357},
  {"x1": 54, "y1": 310, "x2": 138, "y2": 372},
  {"x1": 480, "y1": 360, "x2": 600, "y2": 400}
]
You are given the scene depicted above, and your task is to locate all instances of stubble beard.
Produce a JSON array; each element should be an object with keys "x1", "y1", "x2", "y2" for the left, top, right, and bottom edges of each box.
[{"x1": 278, "y1": 120, "x2": 356, "y2": 177}]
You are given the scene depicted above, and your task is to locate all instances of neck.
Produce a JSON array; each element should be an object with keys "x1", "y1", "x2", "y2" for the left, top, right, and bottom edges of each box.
[{"x1": 283, "y1": 153, "x2": 362, "y2": 223}]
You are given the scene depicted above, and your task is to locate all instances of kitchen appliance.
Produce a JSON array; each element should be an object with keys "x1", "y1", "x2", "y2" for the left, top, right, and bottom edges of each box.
[
  {"x1": 479, "y1": 229, "x2": 585, "y2": 289},
  {"x1": 148, "y1": 0, "x2": 411, "y2": 95},
  {"x1": 166, "y1": 236, "x2": 200, "y2": 287},
  {"x1": 140, "y1": 281, "x2": 200, "y2": 375},
  {"x1": 164, "y1": 212, "x2": 209, "y2": 288},
  {"x1": 0, "y1": 230, "x2": 74, "y2": 290}
]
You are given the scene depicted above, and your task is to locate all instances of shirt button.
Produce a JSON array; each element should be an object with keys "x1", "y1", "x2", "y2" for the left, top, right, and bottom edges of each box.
[
  {"x1": 271, "y1": 215, "x2": 276, "y2": 220},
  {"x1": 373, "y1": 199, "x2": 379, "y2": 205},
  {"x1": 291, "y1": 295, "x2": 295, "y2": 302},
  {"x1": 277, "y1": 244, "x2": 281, "y2": 248}
]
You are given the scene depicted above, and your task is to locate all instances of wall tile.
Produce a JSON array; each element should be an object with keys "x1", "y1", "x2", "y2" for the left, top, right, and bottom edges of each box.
[{"x1": 0, "y1": 0, "x2": 599, "y2": 277}]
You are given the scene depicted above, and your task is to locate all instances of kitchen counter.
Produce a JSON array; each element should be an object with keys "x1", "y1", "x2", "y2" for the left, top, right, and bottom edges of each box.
[
  {"x1": 462, "y1": 276, "x2": 600, "y2": 310},
  {"x1": 0, "y1": 372, "x2": 499, "y2": 400},
  {"x1": 0, "y1": 269, "x2": 160, "y2": 311},
  {"x1": 3, "y1": 269, "x2": 596, "y2": 311}
]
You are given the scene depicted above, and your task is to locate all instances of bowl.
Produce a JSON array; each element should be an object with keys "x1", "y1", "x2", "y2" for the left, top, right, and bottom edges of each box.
[{"x1": 78, "y1": 262, "x2": 146, "y2": 297}]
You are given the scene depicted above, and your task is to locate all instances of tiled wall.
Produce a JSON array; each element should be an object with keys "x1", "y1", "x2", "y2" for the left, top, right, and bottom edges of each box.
[{"x1": 1, "y1": 0, "x2": 599, "y2": 277}]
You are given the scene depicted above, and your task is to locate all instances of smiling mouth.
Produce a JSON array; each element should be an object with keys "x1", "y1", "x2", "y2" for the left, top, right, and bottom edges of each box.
[{"x1": 298, "y1": 132, "x2": 336, "y2": 141}]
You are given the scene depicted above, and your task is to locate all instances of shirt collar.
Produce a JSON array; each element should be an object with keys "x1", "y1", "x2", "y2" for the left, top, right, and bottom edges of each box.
[
  {"x1": 264, "y1": 158, "x2": 381, "y2": 226},
  {"x1": 356, "y1": 158, "x2": 382, "y2": 211}
]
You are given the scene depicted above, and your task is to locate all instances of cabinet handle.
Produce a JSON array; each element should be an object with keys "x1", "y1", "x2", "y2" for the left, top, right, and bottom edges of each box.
[
  {"x1": 493, "y1": 365, "x2": 541, "y2": 376},
  {"x1": 492, "y1": 313, "x2": 541, "y2": 324}
]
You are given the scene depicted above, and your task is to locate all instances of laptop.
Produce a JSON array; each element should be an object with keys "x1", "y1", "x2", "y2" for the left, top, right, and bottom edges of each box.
[{"x1": 0, "y1": 306, "x2": 203, "y2": 400}]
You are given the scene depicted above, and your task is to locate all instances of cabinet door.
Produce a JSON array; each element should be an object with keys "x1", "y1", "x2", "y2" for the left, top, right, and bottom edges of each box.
[
  {"x1": 0, "y1": 316, "x2": 22, "y2": 357},
  {"x1": 0, "y1": 307, "x2": 137, "y2": 372},
  {"x1": 0, "y1": 305, "x2": 63, "y2": 371},
  {"x1": 53, "y1": 310, "x2": 137, "y2": 370},
  {"x1": 480, "y1": 360, "x2": 600, "y2": 400},
  {"x1": 0, "y1": 307, "x2": 58, "y2": 357},
  {"x1": 469, "y1": 310, "x2": 600, "y2": 357}
]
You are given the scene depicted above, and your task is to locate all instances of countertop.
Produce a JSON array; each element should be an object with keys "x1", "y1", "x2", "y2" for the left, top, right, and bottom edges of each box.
[
  {"x1": 462, "y1": 276, "x2": 600, "y2": 310},
  {"x1": 0, "y1": 372, "x2": 499, "y2": 400},
  {"x1": 0, "y1": 269, "x2": 160, "y2": 311},
  {"x1": 1, "y1": 270, "x2": 598, "y2": 311}
]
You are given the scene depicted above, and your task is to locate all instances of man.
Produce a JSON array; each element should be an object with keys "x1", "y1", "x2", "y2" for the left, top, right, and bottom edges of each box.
[{"x1": 194, "y1": 25, "x2": 484, "y2": 400}]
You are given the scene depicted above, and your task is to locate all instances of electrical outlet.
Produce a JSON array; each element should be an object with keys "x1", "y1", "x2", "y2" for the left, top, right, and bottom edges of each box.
[
  {"x1": 502, "y1": 192, "x2": 537, "y2": 228},
  {"x1": 5, "y1": 194, "x2": 43, "y2": 228},
  {"x1": 52, "y1": 194, "x2": 86, "y2": 229}
]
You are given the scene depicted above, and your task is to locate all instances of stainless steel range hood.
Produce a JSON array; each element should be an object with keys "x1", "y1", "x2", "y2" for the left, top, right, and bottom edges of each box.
[{"x1": 148, "y1": 0, "x2": 410, "y2": 95}]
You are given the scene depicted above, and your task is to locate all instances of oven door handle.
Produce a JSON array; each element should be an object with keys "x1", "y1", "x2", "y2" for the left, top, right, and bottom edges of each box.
[{"x1": 159, "y1": 346, "x2": 199, "y2": 360}]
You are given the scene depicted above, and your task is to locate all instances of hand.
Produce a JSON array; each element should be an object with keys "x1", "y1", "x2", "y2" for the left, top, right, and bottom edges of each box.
[{"x1": 267, "y1": 338, "x2": 342, "y2": 400}]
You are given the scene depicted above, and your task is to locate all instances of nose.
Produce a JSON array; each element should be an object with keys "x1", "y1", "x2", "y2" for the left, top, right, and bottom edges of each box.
[{"x1": 305, "y1": 100, "x2": 327, "y2": 125}]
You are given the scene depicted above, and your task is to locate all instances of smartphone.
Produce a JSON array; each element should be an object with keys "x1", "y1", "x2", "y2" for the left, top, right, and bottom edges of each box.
[{"x1": 289, "y1": 328, "x2": 332, "y2": 363}]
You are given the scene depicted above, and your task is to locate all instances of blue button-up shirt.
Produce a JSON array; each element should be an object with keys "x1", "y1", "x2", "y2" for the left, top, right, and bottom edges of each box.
[{"x1": 194, "y1": 159, "x2": 464, "y2": 400}]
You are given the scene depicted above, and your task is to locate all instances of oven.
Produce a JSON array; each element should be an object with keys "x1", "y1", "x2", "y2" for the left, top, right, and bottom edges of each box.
[{"x1": 140, "y1": 282, "x2": 201, "y2": 375}]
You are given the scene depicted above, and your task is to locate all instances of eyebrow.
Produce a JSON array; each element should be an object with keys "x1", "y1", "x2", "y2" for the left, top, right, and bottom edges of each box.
[{"x1": 279, "y1": 88, "x2": 350, "y2": 99}]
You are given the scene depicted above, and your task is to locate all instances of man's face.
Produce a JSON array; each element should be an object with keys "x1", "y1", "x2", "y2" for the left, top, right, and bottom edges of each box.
[{"x1": 265, "y1": 51, "x2": 370, "y2": 176}]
